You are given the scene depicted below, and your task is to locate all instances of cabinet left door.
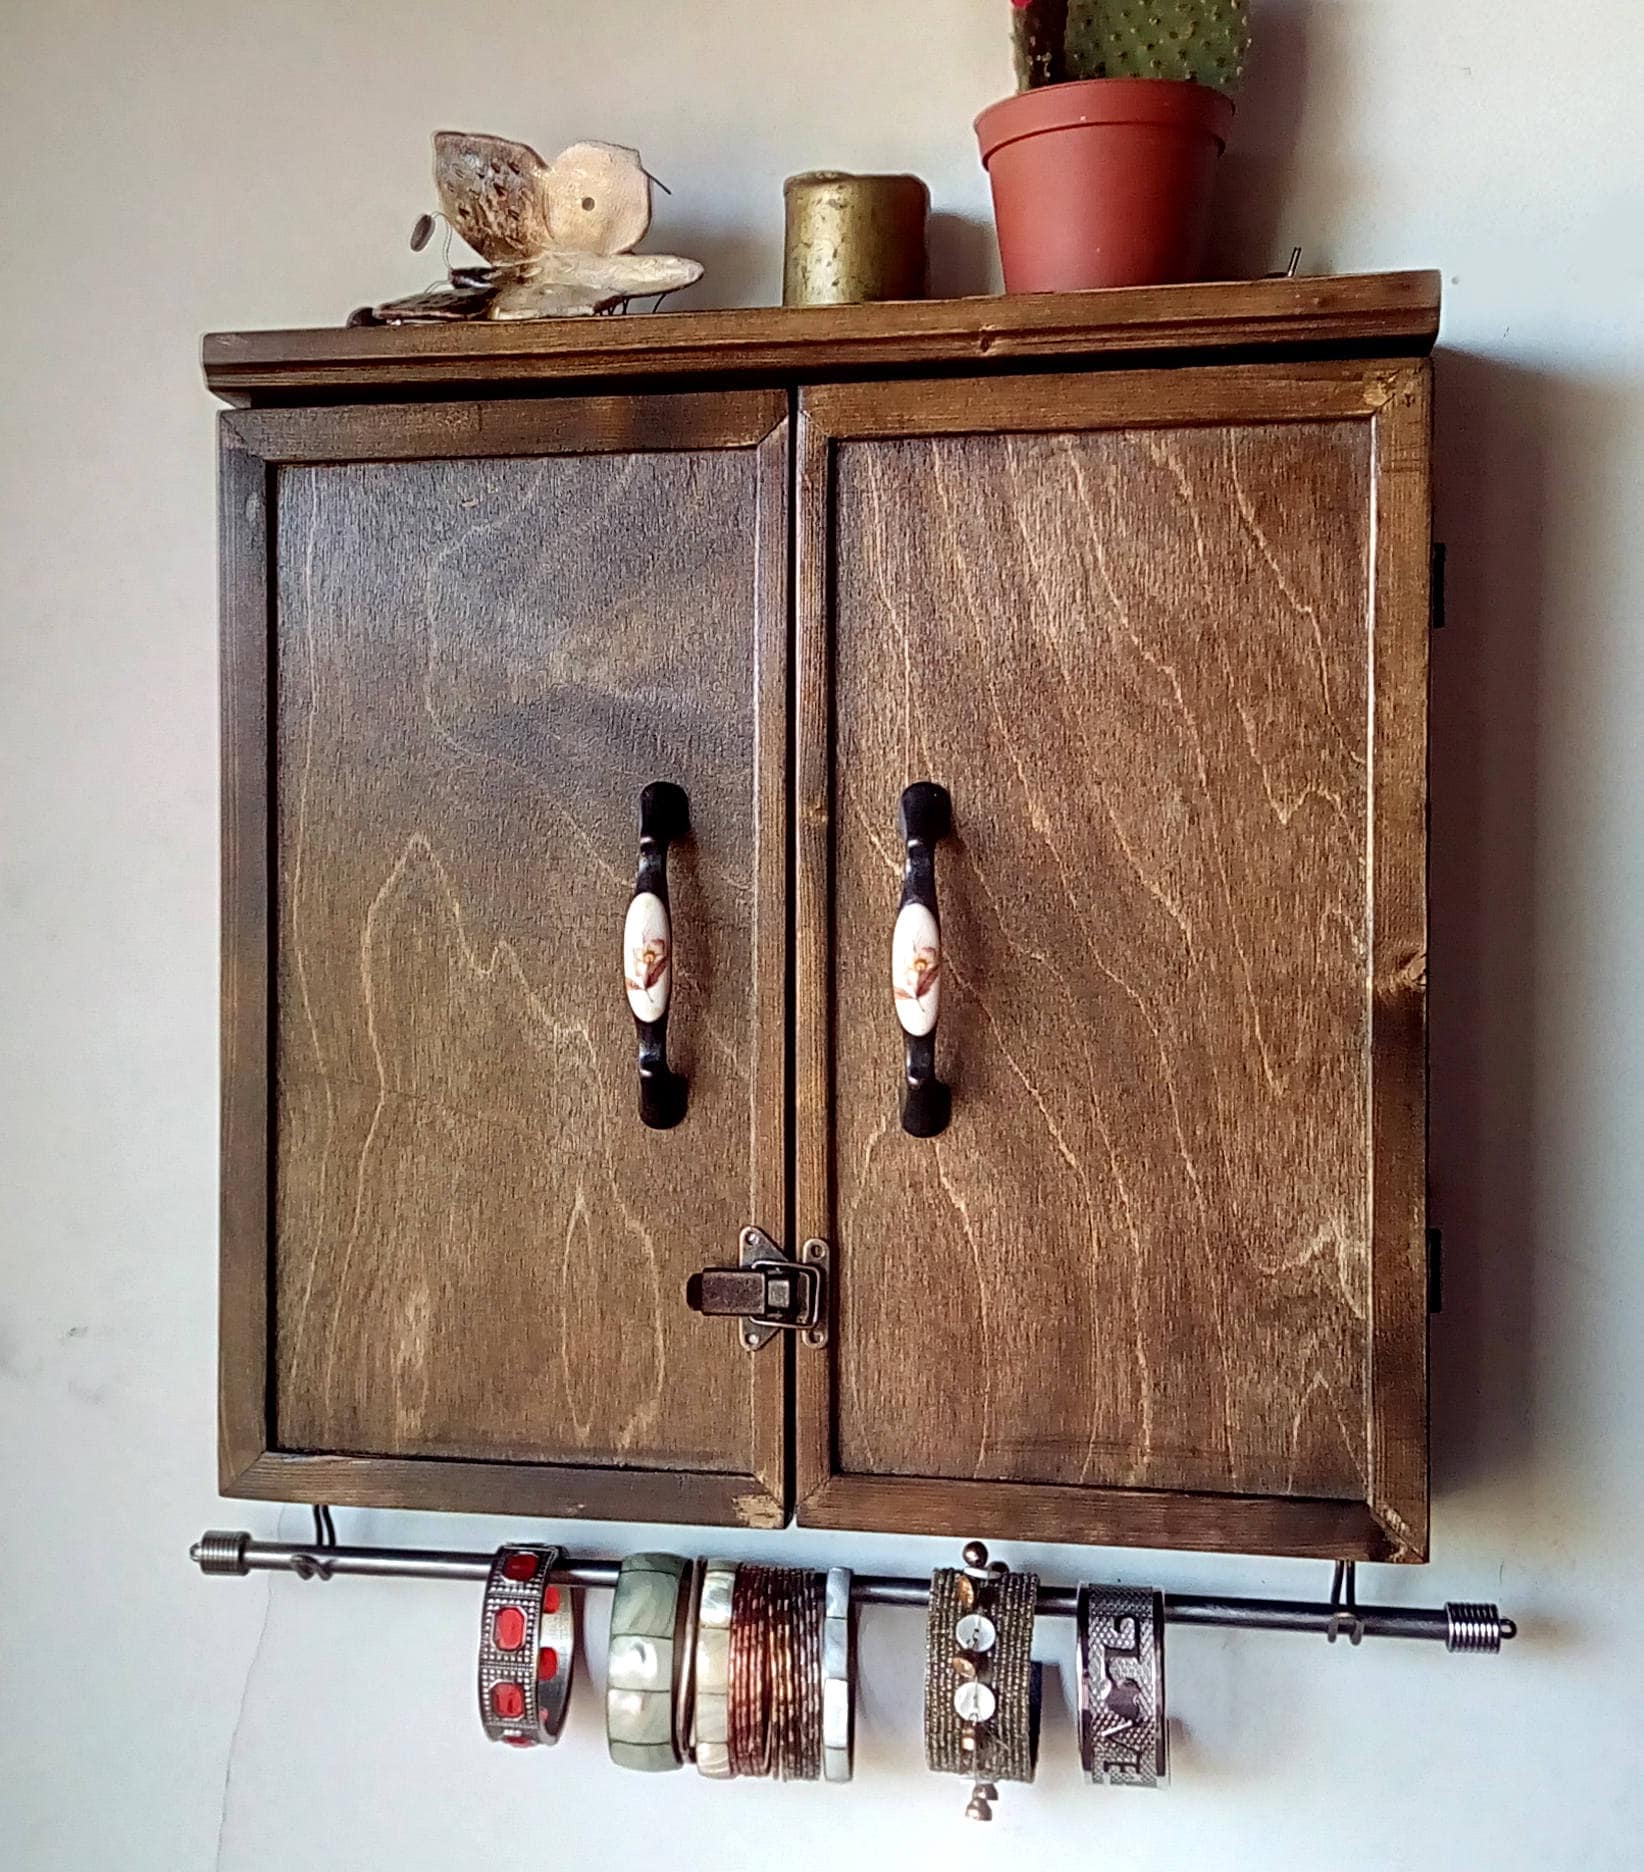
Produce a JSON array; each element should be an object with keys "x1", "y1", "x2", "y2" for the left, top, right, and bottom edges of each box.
[{"x1": 219, "y1": 392, "x2": 790, "y2": 1527}]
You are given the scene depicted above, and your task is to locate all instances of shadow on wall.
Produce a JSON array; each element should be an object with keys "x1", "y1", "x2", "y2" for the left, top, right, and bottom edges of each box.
[
  {"x1": 1204, "y1": 0, "x2": 1321, "y2": 280},
  {"x1": 1428, "y1": 352, "x2": 1546, "y2": 1505},
  {"x1": 929, "y1": 212, "x2": 998, "y2": 300},
  {"x1": 649, "y1": 223, "x2": 774, "y2": 310}
]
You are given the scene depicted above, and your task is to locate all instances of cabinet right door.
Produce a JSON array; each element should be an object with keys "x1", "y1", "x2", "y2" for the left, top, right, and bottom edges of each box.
[{"x1": 794, "y1": 362, "x2": 1430, "y2": 1560}]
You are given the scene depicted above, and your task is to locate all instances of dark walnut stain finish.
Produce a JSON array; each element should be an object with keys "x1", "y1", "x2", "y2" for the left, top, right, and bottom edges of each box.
[
  {"x1": 213, "y1": 287, "x2": 1434, "y2": 1555},
  {"x1": 219, "y1": 392, "x2": 789, "y2": 1520},
  {"x1": 218, "y1": 439, "x2": 273, "y2": 1487},
  {"x1": 796, "y1": 364, "x2": 1429, "y2": 1557},
  {"x1": 830, "y1": 420, "x2": 1372, "y2": 1498},
  {"x1": 203, "y1": 272, "x2": 1441, "y2": 406}
]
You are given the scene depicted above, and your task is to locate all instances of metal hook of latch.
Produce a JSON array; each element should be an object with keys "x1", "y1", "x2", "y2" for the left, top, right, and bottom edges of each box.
[{"x1": 1326, "y1": 1560, "x2": 1365, "y2": 1646}]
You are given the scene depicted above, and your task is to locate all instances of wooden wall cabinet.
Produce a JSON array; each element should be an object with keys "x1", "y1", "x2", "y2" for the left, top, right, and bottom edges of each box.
[{"x1": 210, "y1": 272, "x2": 1437, "y2": 1560}]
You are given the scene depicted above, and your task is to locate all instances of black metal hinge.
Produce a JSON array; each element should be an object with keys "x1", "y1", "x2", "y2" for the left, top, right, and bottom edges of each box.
[
  {"x1": 1431, "y1": 541, "x2": 1447, "y2": 630},
  {"x1": 1427, "y1": 1227, "x2": 1444, "y2": 1314}
]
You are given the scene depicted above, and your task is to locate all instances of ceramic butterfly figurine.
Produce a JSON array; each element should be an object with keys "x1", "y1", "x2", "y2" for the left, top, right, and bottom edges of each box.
[{"x1": 353, "y1": 131, "x2": 704, "y2": 324}]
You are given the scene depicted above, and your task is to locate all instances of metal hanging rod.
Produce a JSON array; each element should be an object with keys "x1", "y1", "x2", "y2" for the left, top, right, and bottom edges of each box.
[{"x1": 190, "y1": 1531, "x2": 1515, "y2": 1655}]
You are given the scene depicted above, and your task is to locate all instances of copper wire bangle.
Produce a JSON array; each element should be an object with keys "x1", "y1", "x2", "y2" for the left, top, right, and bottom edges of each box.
[{"x1": 724, "y1": 1563, "x2": 824, "y2": 1781}]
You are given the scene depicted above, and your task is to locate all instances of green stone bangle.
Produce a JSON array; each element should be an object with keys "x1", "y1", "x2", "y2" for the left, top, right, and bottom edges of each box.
[{"x1": 606, "y1": 1552, "x2": 692, "y2": 1773}]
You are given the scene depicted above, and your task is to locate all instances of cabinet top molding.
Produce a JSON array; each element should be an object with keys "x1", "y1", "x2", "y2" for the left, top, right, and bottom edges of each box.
[{"x1": 202, "y1": 270, "x2": 1439, "y2": 405}]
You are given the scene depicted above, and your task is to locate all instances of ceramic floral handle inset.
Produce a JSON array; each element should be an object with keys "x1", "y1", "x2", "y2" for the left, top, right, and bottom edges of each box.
[
  {"x1": 626, "y1": 782, "x2": 689, "y2": 1129},
  {"x1": 892, "y1": 781, "x2": 953, "y2": 1137}
]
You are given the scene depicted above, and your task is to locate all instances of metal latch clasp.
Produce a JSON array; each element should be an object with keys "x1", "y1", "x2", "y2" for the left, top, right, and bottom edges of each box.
[{"x1": 686, "y1": 1227, "x2": 829, "y2": 1351}]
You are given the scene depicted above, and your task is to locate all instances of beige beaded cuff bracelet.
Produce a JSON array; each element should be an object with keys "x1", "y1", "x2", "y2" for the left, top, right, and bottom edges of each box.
[{"x1": 924, "y1": 1543, "x2": 1039, "y2": 1819}]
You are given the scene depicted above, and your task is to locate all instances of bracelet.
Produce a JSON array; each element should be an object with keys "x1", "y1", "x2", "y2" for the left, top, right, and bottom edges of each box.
[
  {"x1": 477, "y1": 1545, "x2": 575, "y2": 1747},
  {"x1": 691, "y1": 1559, "x2": 738, "y2": 1779},
  {"x1": 924, "y1": 1542, "x2": 1040, "y2": 1819},
  {"x1": 730, "y1": 1564, "x2": 825, "y2": 1780},
  {"x1": 675, "y1": 1556, "x2": 703, "y2": 1763},
  {"x1": 606, "y1": 1553, "x2": 692, "y2": 1773},
  {"x1": 821, "y1": 1566, "x2": 855, "y2": 1783},
  {"x1": 693, "y1": 1561, "x2": 827, "y2": 1781},
  {"x1": 1076, "y1": 1585, "x2": 1167, "y2": 1788},
  {"x1": 729, "y1": 1564, "x2": 772, "y2": 1778}
]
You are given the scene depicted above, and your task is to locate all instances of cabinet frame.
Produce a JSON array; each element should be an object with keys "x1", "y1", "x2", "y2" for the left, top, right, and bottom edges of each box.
[
  {"x1": 218, "y1": 391, "x2": 793, "y2": 1527},
  {"x1": 208, "y1": 280, "x2": 1442, "y2": 1556},
  {"x1": 792, "y1": 360, "x2": 1432, "y2": 1561}
]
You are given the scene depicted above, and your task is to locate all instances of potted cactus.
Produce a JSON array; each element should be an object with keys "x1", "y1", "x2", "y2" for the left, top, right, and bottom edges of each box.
[{"x1": 976, "y1": 0, "x2": 1249, "y2": 292}]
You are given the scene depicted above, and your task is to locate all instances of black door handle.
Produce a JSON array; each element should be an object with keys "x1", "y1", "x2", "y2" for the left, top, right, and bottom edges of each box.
[
  {"x1": 624, "y1": 782, "x2": 688, "y2": 1129},
  {"x1": 892, "y1": 781, "x2": 952, "y2": 1137}
]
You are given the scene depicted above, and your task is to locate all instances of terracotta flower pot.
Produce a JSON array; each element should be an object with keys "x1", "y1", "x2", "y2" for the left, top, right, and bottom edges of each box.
[{"x1": 975, "y1": 77, "x2": 1234, "y2": 293}]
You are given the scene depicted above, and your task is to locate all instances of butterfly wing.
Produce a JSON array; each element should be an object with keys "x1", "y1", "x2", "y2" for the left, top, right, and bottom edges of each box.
[
  {"x1": 432, "y1": 130, "x2": 556, "y2": 263},
  {"x1": 541, "y1": 141, "x2": 652, "y2": 255}
]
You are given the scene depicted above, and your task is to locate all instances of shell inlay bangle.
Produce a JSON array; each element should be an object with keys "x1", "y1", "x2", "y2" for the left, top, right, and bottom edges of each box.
[
  {"x1": 606, "y1": 1553, "x2": 693, "y2": 1773},
  {"x1": 821, "y1": 1566, "x2": 855, "y2": 1783},
  {"x1": 477, "y1": 1545, "x2": 575, "y2": 1747},
  {"x1": 691, "y1": 1559, "x2": 739, "y2": 1779},
  {"x1": 1076, "y1": 1585, "x2": 1168, "y2": 1788}
]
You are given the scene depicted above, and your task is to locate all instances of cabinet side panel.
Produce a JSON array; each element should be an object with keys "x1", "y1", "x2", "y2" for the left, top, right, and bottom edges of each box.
[
  {"x1": 271, "y1": 447, "x2": 766, "y2": 1473},
  {"x1": 1367, "y1": 369, "x2": 1432, "y2": 1558},
  {"x1": 219, "y1": 430, "x2": 273, "y2": 1486},
  {"x1": 830, "y1": 419, "x2": 1375, "y2": 1501}
]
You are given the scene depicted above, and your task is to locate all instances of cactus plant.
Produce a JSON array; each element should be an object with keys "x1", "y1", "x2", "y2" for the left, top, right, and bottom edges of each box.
[{"x1": 1011, "y1": 0, "x2": 1249, "y2": 94}]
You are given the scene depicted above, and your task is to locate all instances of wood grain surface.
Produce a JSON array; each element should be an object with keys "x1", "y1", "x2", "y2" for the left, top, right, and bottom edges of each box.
[
  {"x1": 202, "y1": 271, "x2": 1441, "y2": 405},
  {"x1": 227, "y1": 394, "x2": 788, "y2": 1503},
  {"x1": 1365, "y1": 368, "x2": 1433, "y2": 1557},
  {"x1": 216, "y1": 337, "x2": 1430, "y2": 1553},
  {"x1": 798, "y1": 1474, "x2": 1397, "y2": 1563},
  {"x1": 796, "y1": 366, "x2": 1428, "y2": 1544},
  {"x1": 218, "y1": 438, "x2": 272, "y2": 1488}
]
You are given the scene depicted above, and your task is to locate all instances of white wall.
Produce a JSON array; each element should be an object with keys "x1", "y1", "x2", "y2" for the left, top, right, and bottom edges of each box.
[{"x1": 3, "y1": 3, "x2": 1642, "y2": 1866}]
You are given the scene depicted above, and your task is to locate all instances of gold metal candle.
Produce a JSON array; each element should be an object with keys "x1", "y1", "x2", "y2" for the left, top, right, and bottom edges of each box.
[{"x1": 783, "y1": 172, "x2": 930, "y2": 306}]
